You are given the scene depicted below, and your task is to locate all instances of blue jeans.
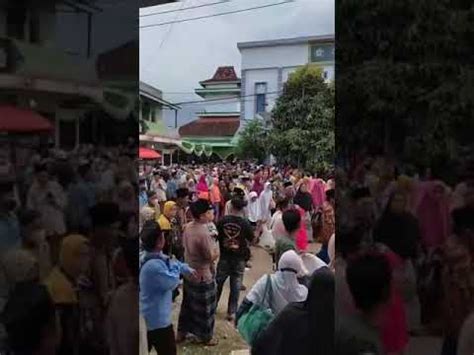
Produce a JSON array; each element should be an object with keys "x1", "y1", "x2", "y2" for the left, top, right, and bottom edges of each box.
[{"x1": 216, "y1": 257, "x2": 246, "y2": 315}]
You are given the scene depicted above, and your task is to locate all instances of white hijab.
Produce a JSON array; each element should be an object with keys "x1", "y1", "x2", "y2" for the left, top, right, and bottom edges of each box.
[
  {"x1": 258, "y1": 182, "x2": 273, "y2": 223},
  {"x1": 247, "y1": 250, "x2": 308, "y2": 315},
  {"x1": 247, "y1": 191, "x2": 260, "y2": 223}
]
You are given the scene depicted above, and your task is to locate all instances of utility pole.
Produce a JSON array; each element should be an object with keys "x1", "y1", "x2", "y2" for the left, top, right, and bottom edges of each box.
[
  {"x1": 86, "y1": 12, "x2": 92, "y2": 58},
  {"x1": 174, "y1": 109, "x2": 178, "y2": 128}
]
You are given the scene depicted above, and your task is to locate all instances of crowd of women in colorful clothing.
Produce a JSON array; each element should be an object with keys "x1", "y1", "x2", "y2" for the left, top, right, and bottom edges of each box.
[
  {"x1": 0, "y1": 143, "x2": 140, "y2": 355},
  {"x1": 335, "y1": 156, "x2": 474, "y2": 355},
  {"x1": 138, "y1": 162, "x2": 336, "y2": 355}
]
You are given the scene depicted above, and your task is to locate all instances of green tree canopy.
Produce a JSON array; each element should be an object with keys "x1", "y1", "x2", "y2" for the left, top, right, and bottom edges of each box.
[
  {"x1": 269, "y1": 65, "x2": 334, "y2": 174},
  {"x1": 235, "y1": 119, "x2": 269, "y2": 163},
  {"x1": 337, "y1": 0, "x2": 474, "y2": 171}
]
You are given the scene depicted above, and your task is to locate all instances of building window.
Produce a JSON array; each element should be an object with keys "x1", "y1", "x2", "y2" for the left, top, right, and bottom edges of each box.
[
  {"x1": 255, "y1": 82, "x2": 267, "y2": 114},
  {"x1": 6, "y1": 5, "x2": 27, "y2": 40}
]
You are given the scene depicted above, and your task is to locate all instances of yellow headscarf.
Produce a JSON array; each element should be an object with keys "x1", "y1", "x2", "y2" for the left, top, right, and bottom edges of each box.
[
  {"x1": 45, "y1": 234, "x2": 89, "y2": 304},
  {"x1": 157, "y1": 201, "x2": 176, "y2": 230}
]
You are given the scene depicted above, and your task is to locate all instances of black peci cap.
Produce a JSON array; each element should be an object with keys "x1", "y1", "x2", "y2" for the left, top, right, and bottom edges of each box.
[{"x1": 189, "y1": 199, "x2": 213, "y2": 218}]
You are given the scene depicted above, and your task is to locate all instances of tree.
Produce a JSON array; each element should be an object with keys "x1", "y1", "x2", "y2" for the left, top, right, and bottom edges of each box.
[
  {"x1": 337, "y1": 0, "x2": 474, "y2": 172},
  {"x1": 269, "y1": 65, "x2": 335, "y2": 173},
  {"x1": 235, "y1": 119, "x2": 269, "y2": 163}
]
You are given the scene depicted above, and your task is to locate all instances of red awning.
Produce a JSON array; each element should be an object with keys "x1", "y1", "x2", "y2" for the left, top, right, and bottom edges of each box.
[
  {"x1": 139, "y1": 147, "x2": 161, "y2": 159},
  {"x1": 0, "y1": 106, "x2": 53, "y2": 133}
]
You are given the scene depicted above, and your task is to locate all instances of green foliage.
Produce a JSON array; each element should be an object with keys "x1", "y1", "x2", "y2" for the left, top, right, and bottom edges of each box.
[
  {"x1": 269, "y1": 65, "x2": 335, "y2": 173},
  {"x1": 235, "y1": 119, "x2": 269, "y2": 163},
  {"x1": 337, "y1": 0, "x2": 474, "y2": 168}
]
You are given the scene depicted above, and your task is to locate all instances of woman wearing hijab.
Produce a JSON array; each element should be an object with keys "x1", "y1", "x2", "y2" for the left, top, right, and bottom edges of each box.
[
  {"x1": 258, "y1": 182, "x2": 274, "y2": 226},
  {"x1": 196, "y1": 175, "x2": 210, "y2": 201},
  {"x1": 210, "y1": 178, "x2": 222, "y2": 220},
  {"x1": 157, "y1": 201, "x2": 179, "y2": 257},
  {"x1": 316, "y1": 189, "x2": 336, "y2": 263},
  {"x1": 414, "y1": 180, "x2": 451, "y2": 251},
  {"x1": 236, "y1": 250, "x2": 309, "y2": 322},
  {"x1": 247, "y1": 191, "x2": 260, "y2": 227},
  {"x1": 294, "y1": 179, "x2": 314, "y2": 244},
  {"x1": 252, "y1": 172, "x2": 264, "y2": 197},
  {"x1": 252, "y1": 267, "x2": 334, "y2": 355},
  {"x1": 374, "y1": 189, "x2": 421, "y2": 332},
  {"x1": 1, "y1": 248, "x2": 40, "y2": 299},
  {"x1": 310, "y1": 176, "x2": 325, "y2": 209},
  {"x1": 44, "y1": 234, "x2": 91, "y2": 355},
  {"x1": 187, "y1": 178, "x2": 197, "y2": 201},
  {"x1": 295, "y1": 206, "x2": 309, "y2": 252}
]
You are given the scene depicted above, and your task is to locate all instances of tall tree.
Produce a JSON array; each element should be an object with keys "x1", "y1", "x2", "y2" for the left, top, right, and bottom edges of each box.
[
  {"x1": 235, "y1": 119, "x2": 269, "y2": 163},
  {"x1": 337, "y1": 0, "x2": 474, "y2": 172},
  {"x1": 269, "y1": 65, "x2": 335, "y2": 173}
]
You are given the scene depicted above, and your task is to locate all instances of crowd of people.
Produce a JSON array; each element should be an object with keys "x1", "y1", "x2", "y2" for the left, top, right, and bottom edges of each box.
[
  {"x1": 0, "y1": 143, "x2": 140, "y2": 355},
  {"x1": 2, "y1": 148, "x2": 474, "y2": 355},
  {"x1": 138, "y1": 162, "x2": 336, "y2": 355},
  {"x1": 139, "y1": 156, "x2": 474, "y2": 355},
  {"x1": 334, "y1": 157, "x2": 474, "y2": 355}
]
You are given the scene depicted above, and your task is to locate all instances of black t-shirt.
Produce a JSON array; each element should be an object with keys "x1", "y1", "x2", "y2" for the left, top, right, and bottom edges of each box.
[{"x1": 217, "y1": 215, "x2": 254, "y2": 259}]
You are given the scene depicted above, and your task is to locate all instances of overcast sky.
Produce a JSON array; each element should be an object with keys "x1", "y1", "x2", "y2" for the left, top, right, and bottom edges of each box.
[{"x1": 140, "y1": 0, "x2": 334, "y2": 127}]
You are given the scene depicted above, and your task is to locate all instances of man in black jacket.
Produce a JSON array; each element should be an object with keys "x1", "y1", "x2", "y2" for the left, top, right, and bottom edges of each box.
[{"x1": 215, "y1": 197, "x2": 254, "y2": 322}]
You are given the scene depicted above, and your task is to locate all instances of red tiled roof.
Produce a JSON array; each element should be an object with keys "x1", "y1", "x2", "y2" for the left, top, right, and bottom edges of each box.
[
  {"x1": 179, "y1": 116, "x2": 240, "y2": 137},
  {"x1": 201, "y1": 66, "x2": 240, "y2": 84}
]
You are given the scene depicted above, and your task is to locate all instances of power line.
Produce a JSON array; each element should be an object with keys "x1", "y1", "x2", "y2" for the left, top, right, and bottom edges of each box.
[
  {"x1": 139, "y1": 0, "x2": 294, "y2": 29},
  {"x1": 158, "y1": 0, "x2": 187, "y2": 49},
  {"x1": 140, "y1": 0, "x2": 231, "y2": 17}
]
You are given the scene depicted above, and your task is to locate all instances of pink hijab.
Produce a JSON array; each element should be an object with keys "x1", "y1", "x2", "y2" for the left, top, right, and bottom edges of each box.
[
  {"x1": 196, "y1": 175, "x2": 208, "y2": 193},
  {"x1": 414, "y1": 180, "x2": 451, "y2": 249},
  {"x1": 311, "y1": 178, "x2": 326, "y2": 208}
]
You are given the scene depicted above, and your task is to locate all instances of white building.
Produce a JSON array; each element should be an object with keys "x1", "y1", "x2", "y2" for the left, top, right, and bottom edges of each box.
[{"x1": 237, "y1": 35, "x2": 334, "y2": 122}]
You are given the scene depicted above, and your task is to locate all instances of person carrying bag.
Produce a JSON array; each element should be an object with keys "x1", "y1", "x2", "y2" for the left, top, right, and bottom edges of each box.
[{"x1": 237, "y1": 274, "x2": 274, "y2": 346}]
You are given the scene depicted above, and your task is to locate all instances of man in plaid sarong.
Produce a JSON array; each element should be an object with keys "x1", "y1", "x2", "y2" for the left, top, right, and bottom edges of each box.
[{"x1": 177, "y1": 199, "x2": 219, "y2": 346}]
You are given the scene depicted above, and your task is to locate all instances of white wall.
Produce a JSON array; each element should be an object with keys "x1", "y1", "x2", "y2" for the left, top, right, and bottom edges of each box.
[
  {"x1": 240, "y1": 43, "x2": 309, "y2": 70},
  {"x1": 243, "y1": 68, "x2": 279, "y2": 120},
  {"x1": 195, "y1": 99, "x2": 240, "y2": 114},
  {"x1": 240, "y1": 41, "x2": 334, "y2": 120}
]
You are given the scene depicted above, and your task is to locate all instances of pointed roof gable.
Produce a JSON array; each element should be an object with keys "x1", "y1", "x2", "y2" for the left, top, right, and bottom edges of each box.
[{"x1": 200, "y1": 66, "x2": 240, "y2": 85}]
